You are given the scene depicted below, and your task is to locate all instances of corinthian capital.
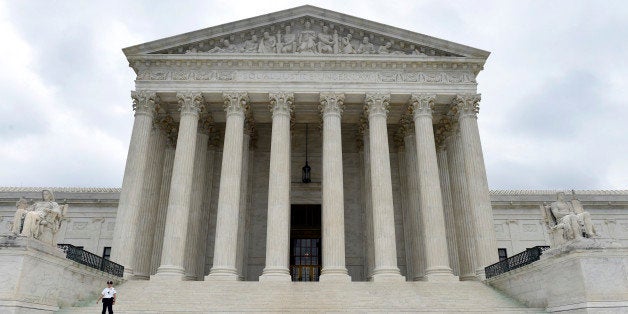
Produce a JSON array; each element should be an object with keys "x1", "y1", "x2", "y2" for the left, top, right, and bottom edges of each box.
[
  {"x1": 365, "y1": 92, "x2": 391, "y2": 118},
  {"x1": 410, "y1": 93, "x2": 436, "y2": 118},
  {"x1": 131, "y1": 91, "x2": 158, "y2": 117},
  {"x1": 198, "y1": 115, "x2": 214, "y2": 135},
  {"x1": 398, "y1": 108, "x2": 415, "y2": 137},
  {"x1": 176, "y1": 92, "x2": 205, "y2": 116},
  {"x1": 268, "y1": 92, "x2": 294, "y2": 117},
  {"x1": 223, "y1": 92, "x2": 249, "y2": 117},
  {"x1": 434, "y1": 116, "x2": 453, "y2": 149},
  {"x1": 452, "y1": 94, "x2": 481, "y2": 119},
  {"x1": 319, "y1": 93, "x2": 345, "y2": 117}
]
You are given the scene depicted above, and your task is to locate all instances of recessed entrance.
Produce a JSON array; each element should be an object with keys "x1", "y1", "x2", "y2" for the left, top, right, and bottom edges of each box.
[{"x1": 290, "y1": 204, "x2": 321, "y2": 281}]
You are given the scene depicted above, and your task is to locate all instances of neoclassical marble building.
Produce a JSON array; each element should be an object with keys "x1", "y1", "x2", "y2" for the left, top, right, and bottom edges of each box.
[{"x1": 108, "y1": 5, "x2": 500, "y2": 283}]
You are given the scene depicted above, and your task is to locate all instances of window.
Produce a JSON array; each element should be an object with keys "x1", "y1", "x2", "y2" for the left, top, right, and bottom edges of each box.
[
  {"x1": 498, "y1": 248, "x2": 508, "y2": 261},
  {"x1": 102, "y1": 247, "x2": 111, "y2": 260}
]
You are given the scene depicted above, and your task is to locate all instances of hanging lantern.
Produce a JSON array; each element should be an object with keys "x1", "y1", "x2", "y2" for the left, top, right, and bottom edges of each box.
[{"x1": 302, "y1": 124, "x2": 312, "y2": 183}]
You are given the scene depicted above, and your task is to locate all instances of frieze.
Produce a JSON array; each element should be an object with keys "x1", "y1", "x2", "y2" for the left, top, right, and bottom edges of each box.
[{"x1": 136, "y1": 69, "x2": 476, "y2": 84}]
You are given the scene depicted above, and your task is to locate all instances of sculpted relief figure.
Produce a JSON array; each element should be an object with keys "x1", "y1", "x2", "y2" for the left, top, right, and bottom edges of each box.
[
  {"x1": 541, "y1": 191, "x2": 598, "y2": 246},
  {"x1": 10, "y1": 197, "x2": 30, "y2": 234},
  {"x1": 298, "y1": 21, "x2": 317, "y2": 53},
  {"x1": 317, "y1": 25, "x2": 336, "y2": 53},
  {"x1": 341, "y1": 33, "x2": 356, "y2": 54},
  {"x1": 357, "y1": 36, "x2": 375, "y2": 54},
  {"x1": 277, "y1": 25, "x2": 296, "y2": 53},
  {"x1": 20, "y1": 190, "x2": 68, "y2": 245},
  {"x1": 207, "y1": 39, "x2": 240, "y2": 53},
  {"x1": 258, "y1": 31, "x2": 276, "y2": 53},
  {"x1": 243, "y1": 35, "x2": 259, "y2": 53}
]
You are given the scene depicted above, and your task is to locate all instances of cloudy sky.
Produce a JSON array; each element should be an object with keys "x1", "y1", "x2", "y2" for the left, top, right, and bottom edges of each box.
[{"x1": 0, "y1": 0, "x2": 626, "y2": 189}]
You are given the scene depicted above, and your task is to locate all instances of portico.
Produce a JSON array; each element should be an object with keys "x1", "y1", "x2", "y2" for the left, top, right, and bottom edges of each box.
[{"x1": 110, "y1": 5, "x2": 498, "y2": 283}]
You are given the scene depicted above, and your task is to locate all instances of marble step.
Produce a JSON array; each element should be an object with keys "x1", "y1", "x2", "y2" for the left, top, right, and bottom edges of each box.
[{"x1": 57, "y1": 281, "x2": 545, "y2": 313}]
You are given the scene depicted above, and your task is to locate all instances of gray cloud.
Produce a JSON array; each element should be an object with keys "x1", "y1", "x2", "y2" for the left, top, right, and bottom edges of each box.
[{"x1": 0, "y1": 0, "x2": 626, "y2": 189}]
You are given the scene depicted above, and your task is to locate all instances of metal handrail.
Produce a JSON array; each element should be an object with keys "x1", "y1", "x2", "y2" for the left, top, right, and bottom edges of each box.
[
  {"x1": 57, "y1": 243, "x2": 124, "y2": 277},
  {"x1": 485, "y1": 246, "x2": 549, "y2": 279}
]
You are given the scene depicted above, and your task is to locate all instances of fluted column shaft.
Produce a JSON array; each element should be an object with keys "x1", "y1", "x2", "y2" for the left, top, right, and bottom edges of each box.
[
  {"x1": 111, "y1": 91, "x2": 157, "y2": 276},
  {"x1": 155, "y1": 92, "x2": 204, "y2": 280},
  {"x1": 208, "y1": 92, "x2": 249, "y2": 281},
  {"x1": 183, "y1": 120, "x2": 211, "y2": 280},
  {"x1": 132, "y1": 121, "x2": 167, "y2": 279},
  {"x1": 261, "y1": 92, "x2": 293, "y2": 282},
  {"x1": 366, "y1": 93, "x2": 403, "y2": 282},
  {"x1": 403, "y1": 131, "x2": 427, "y2": 281},
  {"x1": 411, "y1": 94, "x2": 455, "y2": 281},
  {"x1": 454, "y1": 94, "x2": 498, "y2": 279},
  {"x1": 195, "y1": 139, "x2": 218, "y2": 279},
  {"x1": 446, "y1": 131, "x2": 478, "y2": 280},
  {"x1": 150, "y1": 140, "x2": 176, "y2": 275},
  {"x1": 436, "y1": 145, "x2": 460, "y2": 276},
  {"x1": 360, "y1": 126, "x2": 375, "y2": 281},
  {"x1": 319, "y1": 93, "x2": 350, "y2": 282},
  {"x1": 236, "y1": 132, "x2": 251, "y2": 280}
]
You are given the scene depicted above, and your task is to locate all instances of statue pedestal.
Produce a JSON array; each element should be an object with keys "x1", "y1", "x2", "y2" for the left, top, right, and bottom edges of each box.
[
  {"x1": 0, "y1": 235, "x2": 120, "y2": 313},
  {"x1": 486, "y1": 241, "x2": 628, "y2": 313}
]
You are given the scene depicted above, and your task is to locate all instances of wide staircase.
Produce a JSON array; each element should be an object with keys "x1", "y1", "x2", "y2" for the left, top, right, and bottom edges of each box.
[{"x1": 57, "y1": 280, "x2": 543, "y2": 313}]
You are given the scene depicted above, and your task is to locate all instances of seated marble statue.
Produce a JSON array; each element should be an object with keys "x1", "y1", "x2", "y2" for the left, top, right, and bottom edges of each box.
[
  {"x1": 20, "y1": 190, "x2": 68, "y2": 245},
  {"x1": 540, "y1": 191, "x2": 597, "y2": 246},
  {"x1": 10, "y1": 197, "x2": 30, "y2": 234}
]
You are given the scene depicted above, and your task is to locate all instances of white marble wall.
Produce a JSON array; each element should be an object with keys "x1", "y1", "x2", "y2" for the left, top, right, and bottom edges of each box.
[{"x1": 1, "y1": 187, "x2": 627, "y2": 281}]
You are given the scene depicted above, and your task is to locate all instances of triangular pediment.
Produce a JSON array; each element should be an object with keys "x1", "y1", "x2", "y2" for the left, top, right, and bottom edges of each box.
[{"x1": 123, "y1": 5, "x2": 489, "y2": 59}]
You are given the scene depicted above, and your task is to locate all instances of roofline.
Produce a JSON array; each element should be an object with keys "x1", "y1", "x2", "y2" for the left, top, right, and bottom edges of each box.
[{"x1": 122, "y1": 5, "x2": 490, "y2": 59}]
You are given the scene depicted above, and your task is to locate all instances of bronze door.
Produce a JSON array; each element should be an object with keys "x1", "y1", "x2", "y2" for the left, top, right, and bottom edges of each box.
[{"x1": 290, "y1": 204, "x2": 321, "y2": 281}]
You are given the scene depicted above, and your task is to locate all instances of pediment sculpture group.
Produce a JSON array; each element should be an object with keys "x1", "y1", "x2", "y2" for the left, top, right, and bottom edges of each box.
[
  {"x1": 186, "y1": 21, "x2": 429, "y2": 56},
  {"x1": 541, "y1": 191, "x2": 598, "y2": 246},
  {"x1": 9, "y1": 189, "x2": 68, "y2": 245}
]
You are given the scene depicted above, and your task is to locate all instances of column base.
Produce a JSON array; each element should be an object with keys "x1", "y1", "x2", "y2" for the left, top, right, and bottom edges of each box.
[
  {"x1": 371, "y1": 267, "x2": 405, "y2": 282},
  {"x1": 206, "y1": 267, "x2": 239, "y2": 281},
  {"x1": 475, "y1": 268, "x2": 487, "y2": 281},
  {"x1": 425, "y1": 267, "x2": 458, "y2": 282},
  {"x1": 152, "y1": 265, "x2": 186, "y2": 281},
  {"x1": 320, "y1": 267, "x2": 351, "y2": 282},
  {"x1": 459, "y1": 274, "x2": 480, "y2": 281},
  {"x1": 122, "y1": 266, "x2": 135, "y2": 279},
  {"x1": 260, "y1": 268, "x2": 291, "y2": 282}
]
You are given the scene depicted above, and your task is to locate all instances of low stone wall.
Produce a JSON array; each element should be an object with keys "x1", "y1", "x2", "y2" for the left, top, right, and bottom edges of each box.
[
  {"x1": 0, "y1": 235, "x2": 123, "y2": 313},
  {"x1": 486, "y1": 245, "x2": 628, "y2": 313}
]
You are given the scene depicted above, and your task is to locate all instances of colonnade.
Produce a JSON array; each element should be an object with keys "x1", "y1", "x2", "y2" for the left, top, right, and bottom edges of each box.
[{"x1": 110, "y1": 90, "x2": 498, "y2": 282}]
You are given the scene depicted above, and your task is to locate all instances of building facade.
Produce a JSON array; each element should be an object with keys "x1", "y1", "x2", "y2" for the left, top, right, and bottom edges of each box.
[{"x1": 2, "y1": 6, "x2": 627, "y2": 285}]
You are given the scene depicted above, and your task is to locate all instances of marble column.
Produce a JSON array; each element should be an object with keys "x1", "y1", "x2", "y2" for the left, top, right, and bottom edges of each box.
[
  {"x1": 155, "y1": 92, "x2": 204, "y2": 280},
  {"x1": 207, "y1": 92, "x2": 248, "y2": 281},
  {"x1": 453, "y1": 94, "x2": 498, "y2": 279},
  {"x1": 445, "y1": 127, "x2": 478, "y2": 280},
  {"x1": 319, "y1": 92, "x2": 351, "y2": 282},
  {"x1": 260, "y1": 92, "x2": 293, "y2": 282},
  {"x1": 132, "y1": 116, "x2": 167, "y2": 279},
  {"x1": 235, "y1": 128, "x2": 252, "y2": 280},
  {"x1": 150, "y1": 128, "x2": 176, "y2": 275},
  {"x1": 435, "y1": 122, "x2": 460, "y2": 277},
  {"x1": 194, "y1": 134, "x2": 219, "y2": 279},
  {"x1": 365, "y1": 92, "x2": 403, "y2": 282},
  {"x1": 410, "y1": 94, "x2": 455, "y2": 281},
  {"x1": 394, "y1": 131, "x2": 413, "y2": 281},
  {"x1": 183, "y1": 116, "x2": 212, "y2": 280},
  {"x1": 358, "y1": 119, "x2": 375, "y2": 281},
  {"x1": 111, "y1": 91, "x2": 157, "y2": 276},
  {"x1": 400, "y1": 115, "x2": 427, "y2": 281}
]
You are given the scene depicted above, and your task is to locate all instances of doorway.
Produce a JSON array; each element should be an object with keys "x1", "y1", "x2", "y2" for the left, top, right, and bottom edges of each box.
[{"x1": 290, "y1": 204, "x2": 321, "y2": 281}]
